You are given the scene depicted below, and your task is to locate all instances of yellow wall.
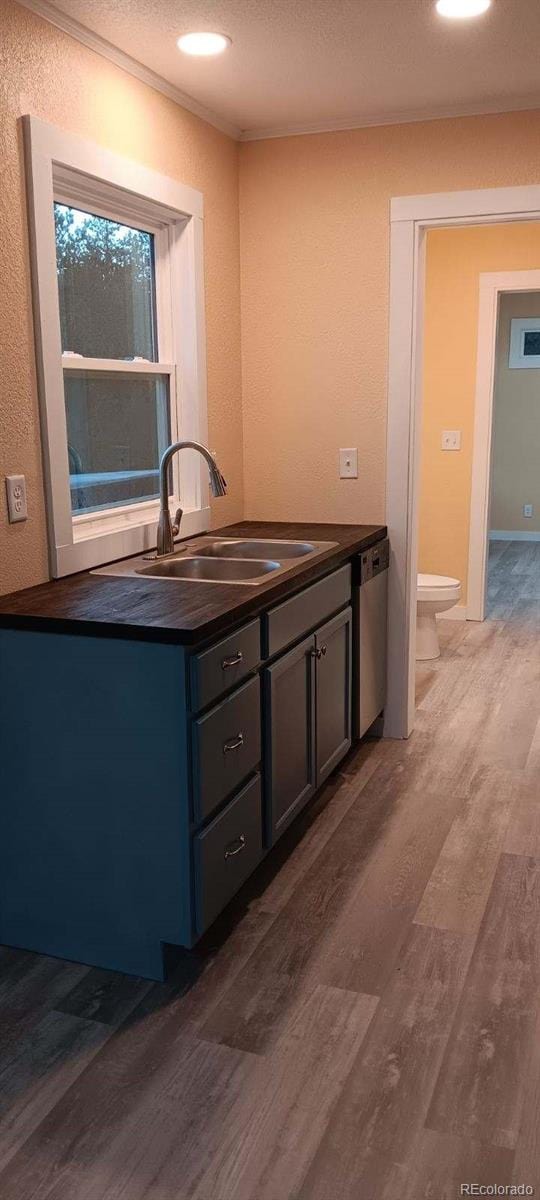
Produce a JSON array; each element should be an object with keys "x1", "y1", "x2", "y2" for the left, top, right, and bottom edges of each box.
[
  {"x1": 0, "y1": 0, "x2": 243, "y2": 596},
  {"x1": 491, "y1": 291, "x2": 540, "y2": 534},
  {"x1": 419, "y1": 224, "x2": 540, "y2": 602},
  {"x1": 239, "y1": 114, "x2": 540, "y2": 527}
]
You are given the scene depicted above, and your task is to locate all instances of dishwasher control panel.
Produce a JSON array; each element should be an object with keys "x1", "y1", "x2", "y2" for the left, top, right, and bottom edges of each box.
[{"x1": 359, "y1": 538, "x2": 389, "y2": 584}]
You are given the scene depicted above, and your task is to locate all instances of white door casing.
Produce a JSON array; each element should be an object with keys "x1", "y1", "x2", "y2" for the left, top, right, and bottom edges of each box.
[{"x1": 386, "y1": 188, "x2": 540, "y2": 739}]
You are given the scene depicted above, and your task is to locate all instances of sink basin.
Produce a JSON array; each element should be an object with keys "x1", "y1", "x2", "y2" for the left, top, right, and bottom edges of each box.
[
  {"x1": 92, "y1": 536, "x2": 338, "y2": 585},
  {"x1": 137, "y1": 557, "x2": 280, "y2": 583},
  {"x1": 197, "y1": 539, "x2": 317, "y2": 559}
]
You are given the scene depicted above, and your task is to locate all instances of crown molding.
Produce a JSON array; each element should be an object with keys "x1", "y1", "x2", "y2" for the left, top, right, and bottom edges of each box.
[
  {"x1": 16, "y1": 0, "x2": 241, "y2": 140},
  {"x1": 238, "y1": 95, "x2": 540, "y2": 142},
  {"x1": 15, "y1": 0, "x2": 540, "y2": 147}
]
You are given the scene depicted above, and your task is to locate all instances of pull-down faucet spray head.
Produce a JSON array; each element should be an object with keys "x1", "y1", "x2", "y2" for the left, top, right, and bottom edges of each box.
[{"x1": 208, "y1": 459, "x2": 227, "y2": 498}]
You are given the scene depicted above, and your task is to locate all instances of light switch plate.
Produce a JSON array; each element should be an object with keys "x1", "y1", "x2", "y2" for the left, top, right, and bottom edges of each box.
[
  {"x1": 524, "y1": 504, "x2": 533, "y2": 518},
  {"x1": 441, "y1": 430, "x2": 461, "y2": 451},
  {"x1": 5, "y1": 474, "x2": 28, "y2": 523},
  {"x1": 339, "y1": 448, "x2": 358, "y2": 478}
]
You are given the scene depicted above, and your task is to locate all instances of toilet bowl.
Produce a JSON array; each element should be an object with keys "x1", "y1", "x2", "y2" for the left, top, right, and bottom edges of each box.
[{"x1": 416, "y1": 574, "x2": 461, "y2": 660}]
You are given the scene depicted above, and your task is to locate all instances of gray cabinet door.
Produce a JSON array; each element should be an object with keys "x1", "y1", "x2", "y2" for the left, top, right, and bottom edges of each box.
[
  {"x1": 315, "y1": 606, "x2": 352, "y2": 784},
  {"x1": 264, "y1": 633, "x2": 316, "y2": 845}
]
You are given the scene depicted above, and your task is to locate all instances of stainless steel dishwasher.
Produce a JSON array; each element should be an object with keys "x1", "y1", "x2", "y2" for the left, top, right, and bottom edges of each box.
[{"x1": 353, "y1": 537, "x2": 389, "y2": 739}]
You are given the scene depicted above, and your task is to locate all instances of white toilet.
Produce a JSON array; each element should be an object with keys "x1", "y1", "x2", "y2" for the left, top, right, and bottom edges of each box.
[{"x1": 416, "y1": 574, "x2": 461, "y2": 660}]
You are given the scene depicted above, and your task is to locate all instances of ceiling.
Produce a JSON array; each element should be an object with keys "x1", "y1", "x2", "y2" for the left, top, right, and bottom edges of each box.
[{"x1": 22, "y1": 0, "x2": 540, "y2": 139}]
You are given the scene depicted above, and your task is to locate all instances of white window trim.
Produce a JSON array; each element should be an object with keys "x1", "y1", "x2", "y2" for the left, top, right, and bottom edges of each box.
[
  {"x1": 509, "y1": 317, "x2": 540, "y2": 368},
  {"x1": 24, "y1": 114, "x2": 210, "y2": 577}
]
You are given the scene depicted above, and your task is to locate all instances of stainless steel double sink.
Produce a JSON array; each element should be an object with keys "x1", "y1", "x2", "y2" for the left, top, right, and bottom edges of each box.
[{"x1": 93, "y1": 537, "x2": 337, "y2": 586}]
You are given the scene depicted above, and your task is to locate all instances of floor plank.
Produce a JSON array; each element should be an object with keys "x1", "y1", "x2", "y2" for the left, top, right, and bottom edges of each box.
[
  {"x1": 296, "y1": 925, "x2": 468, "y2": 1200},
  {"x1": 414, "y1": 765, "x2": 514, "y2": 935},
  {"x1": 0, "y1": 1010, "x2": 111, "y2": 1173},
  {"x1": 476, "y1": 662, "x2": 540, "y2": 771},
  {"x1": 192, "y1": 985, "x2": 378, "y2": 1200},
  {"x1": 382, "y1": 1130, "x2": 514, "y2": 1200},
  {"x1": 0, "y1": 993, "x2": 254, "y2": 1200},
  {"x1": 426, "y1": 853, "x2": 540, "y2": 1149},
  {"x1": 308, "y1": 770, "x2": 468, "y2": 995},
  {"x1": 504, "y1": 774, "x2": 540, "y2": 859},
  {"x1": 511, "y1": 1007, "x2": 540, "y2": 1192},
  {"x1": 56, "y1": 968, "x2": 152, "y2": 1027},
  {"x1": 0, "y1": 954, "x2": 89, "y2": 1063}
]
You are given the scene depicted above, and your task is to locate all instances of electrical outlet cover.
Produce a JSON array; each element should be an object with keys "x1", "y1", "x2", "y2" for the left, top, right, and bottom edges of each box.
[
  {"x1": 441, "y1": 430, "x2": 461, "y2": 451},
  {"x1": 5, "y1": 474, "x2": 27, "y2": 523}
]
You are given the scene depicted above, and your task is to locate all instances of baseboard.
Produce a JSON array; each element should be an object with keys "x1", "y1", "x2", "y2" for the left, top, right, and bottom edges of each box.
[
  {"x1": 489, "y1": 529, "x2": 540, "y2": 542},
  {"x1": 437, "y1": 603, "x2": 468, "y2": 621}
]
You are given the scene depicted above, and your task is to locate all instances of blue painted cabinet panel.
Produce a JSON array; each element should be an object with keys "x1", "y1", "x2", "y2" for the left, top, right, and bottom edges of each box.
[{"x1": 0, "y1": 630, "x2": 191, "y2": 980}]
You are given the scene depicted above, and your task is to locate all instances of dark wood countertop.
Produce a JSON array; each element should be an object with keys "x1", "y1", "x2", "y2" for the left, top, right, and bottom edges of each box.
[{"x1": 0, "y1": 521, "x2": 386, "y2": 645}]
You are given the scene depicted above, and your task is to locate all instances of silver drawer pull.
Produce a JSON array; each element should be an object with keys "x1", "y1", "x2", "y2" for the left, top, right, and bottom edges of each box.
[
  {"x1": 223, "y1": 733, "x2": 244, "y2": 753},
  {"x1": 222, "y1": 651, "x2": 243, "y2": 669},
  {"x1": 224, "y1": 833, "x2": 246, "y2": 859}
]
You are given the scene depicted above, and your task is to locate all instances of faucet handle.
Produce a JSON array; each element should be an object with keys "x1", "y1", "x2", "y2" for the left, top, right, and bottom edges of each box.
[{"x1": 172, "y1": 507, "x2": 183, "y2": 537}]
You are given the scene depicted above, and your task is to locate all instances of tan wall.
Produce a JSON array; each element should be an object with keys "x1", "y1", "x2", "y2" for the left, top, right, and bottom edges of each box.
[
  {"x1": 0, "y1": 0, "x2": 243, "y2": 596},
  {"x1": 419, "y1": 225, "x2": 540, "y2": 603},
  {"x1": 6, "y1": 0, "x2": 540, "y2": 598},
  {"x1": 239, "y1": 111, "x2": 540, "y2": 527},
  {"x1": 491, "y1": 291, "x2": 540, "y2": 534}
]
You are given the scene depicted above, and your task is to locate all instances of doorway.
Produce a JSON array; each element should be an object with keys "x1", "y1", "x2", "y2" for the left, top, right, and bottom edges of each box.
[
  {"x1": 385, "y1": 185, "x2": 540, "y2": 740},
  {"x1": 417, "y1": 245, "x2": 540, "y2": 628},
  {"x1": 468, "y1": 271, "x2": 540, "y2": 621},
  {"x1": 482, "y1": 287, "x2": 540, "y2": 618}
]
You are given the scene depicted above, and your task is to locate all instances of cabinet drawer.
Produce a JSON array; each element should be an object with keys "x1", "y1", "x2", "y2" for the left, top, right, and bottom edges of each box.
[
  {"x1": 192, "y1": 676, "x2": 261, "y2": 823},
  {"x1": 263, "y1": 564, "x2": 351, "y2": 658},
  {"x1": 194, "y1": 773, "x2": 263, "y2": 933},
  {"x1": 190, "y1": 619, "x2": 260, "y2": 712}
]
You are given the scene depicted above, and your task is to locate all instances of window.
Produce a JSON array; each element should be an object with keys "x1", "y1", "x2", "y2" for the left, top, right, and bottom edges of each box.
[
  {"x1": 56, "y1": 205, "x2": 171, "y2": 517},
  {"x1": 25, "y1": 116, "x2": 209, "y2": 576}
]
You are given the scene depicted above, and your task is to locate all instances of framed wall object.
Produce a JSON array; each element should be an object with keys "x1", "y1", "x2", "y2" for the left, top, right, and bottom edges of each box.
[{"x1": 509, "y1": 316, "x2": 540, "y2": 368}]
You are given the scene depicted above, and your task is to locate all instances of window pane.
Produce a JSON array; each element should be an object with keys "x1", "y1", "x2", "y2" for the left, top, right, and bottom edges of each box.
[
  {"x1": 523, "y1": 330, "x2": 540, "y2": 356},
  {"x1": 64, "y1": 371, "x2": 170, "y2": 514},
  {"x1": 54, "y1": 204, "x2": 157, "y2": 360}
]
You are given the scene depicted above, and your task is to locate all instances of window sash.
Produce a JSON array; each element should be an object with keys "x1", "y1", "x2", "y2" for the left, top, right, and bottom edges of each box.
[{"x1": 63, "y1": 363, "x2": 175, "y2": 524}]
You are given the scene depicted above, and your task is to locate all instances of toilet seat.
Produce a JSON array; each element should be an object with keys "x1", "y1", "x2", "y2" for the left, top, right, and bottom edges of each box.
[{"x1": 417, "y1": 573, "x2": 461, "y2": 603}]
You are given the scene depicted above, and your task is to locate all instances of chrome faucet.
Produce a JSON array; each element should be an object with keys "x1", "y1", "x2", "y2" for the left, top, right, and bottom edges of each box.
[{"x1": 155, "y1": 440, "x2": 227, "y2": 558}]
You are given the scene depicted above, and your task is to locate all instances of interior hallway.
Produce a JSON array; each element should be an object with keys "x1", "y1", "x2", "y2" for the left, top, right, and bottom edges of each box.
[
  {"x1": 0, "y1": 599, "x2": 538, "y2": 1198},
  {"x1": 487, "y1": 537, "x2": 540, "y2": 618}
]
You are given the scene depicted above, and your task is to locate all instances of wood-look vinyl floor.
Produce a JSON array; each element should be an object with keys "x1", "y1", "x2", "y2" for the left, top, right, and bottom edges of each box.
[{"x1": 0, "y1": 539, "x2": 538, "y2": 1199}]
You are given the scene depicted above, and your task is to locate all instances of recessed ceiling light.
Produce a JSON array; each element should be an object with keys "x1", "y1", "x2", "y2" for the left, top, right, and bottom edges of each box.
[
  {"x1": 177, "y1": 32, "x2": 231, "y2": 56},
  {"x1": 436, "y1": 0, "x2": 491, "y2": 15}
]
